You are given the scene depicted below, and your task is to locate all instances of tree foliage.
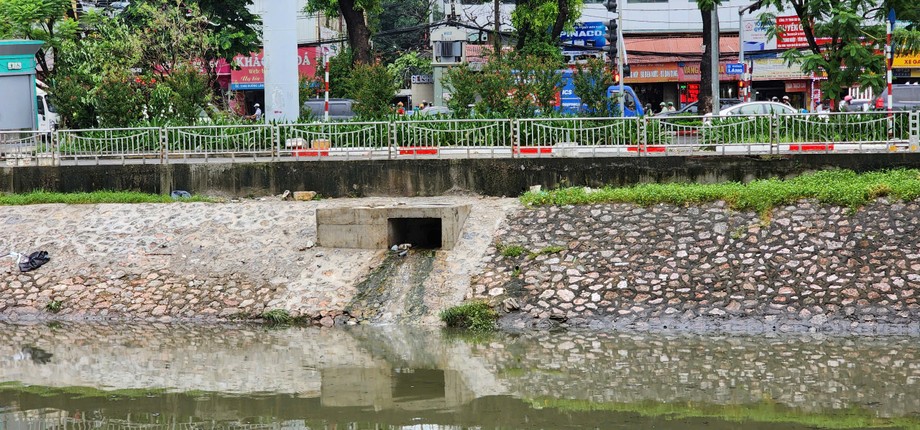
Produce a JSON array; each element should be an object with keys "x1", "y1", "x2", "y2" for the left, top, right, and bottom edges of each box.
[
  {"x1": 51, "y1": 14, "x2": 210, "y2": 128},
  {"x1": 572, "y1": 58, "x2": 614, "y2": 117},
  {"x1": 0, "y1": 0, "x2": 79, "y2": 80},
  {"x1": 344, "y1": 62, "x2": 397, "y2": 119},
  {"x1": 755, "y1": 0, "x2": 919, "y2": 107},
  {"x1": 373, "y1": 0, "x2": 437, "y2": 63},
  {"x1": 440, "y1": 51, "x2": 564, "y2": 117},
  {"x1": 387, "y1": 51, "x2": 432, "y2": 88},
  {"x1": 512, "y1": 0, "x2": 583, "y2": 60},
  {"x1": 123, "y1": 0, "x2": 213, "y2": 76}
]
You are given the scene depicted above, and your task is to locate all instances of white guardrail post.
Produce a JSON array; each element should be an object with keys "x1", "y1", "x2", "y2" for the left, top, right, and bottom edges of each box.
[
  {"x1": 51, "y1": 130, "x2": 60, "y2": 166},
  {"x1": 272, "y1": 124, "x2": 280, "y2": 161},
  {"x1": 159, "y1": 127, "x2": 168, "y2": 164},
  {"x1": 911, "y1": 111, "x2": 920, "y2": 152},
  {"x1": 511, "y1": 119, "x2": 519, "y2": 159}
]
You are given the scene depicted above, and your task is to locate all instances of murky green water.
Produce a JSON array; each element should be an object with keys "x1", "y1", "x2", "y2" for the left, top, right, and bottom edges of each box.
[{"x1": 1, "y1": 323, "x2": 919, "y2": 430}]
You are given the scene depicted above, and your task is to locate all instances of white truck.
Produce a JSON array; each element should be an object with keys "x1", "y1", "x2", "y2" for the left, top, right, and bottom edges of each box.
[{"x1": 35, "y1": 87, "x2": 59, "y2": 134}]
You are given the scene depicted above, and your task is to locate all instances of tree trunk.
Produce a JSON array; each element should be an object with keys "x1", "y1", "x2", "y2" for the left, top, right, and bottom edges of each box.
[
  {"x1": 339, "y1": 0, "x2": 373, "y2": 65},
  {"x1": 550, "y1": 0, "x2": 569, "y2": 41},
  {"x1": 494, "y1": 0, "x2": 501, "y2": 58},
  {"x1": 515, "y1": 0, "x2": 532, "y2": 51},
  {"x1": 699, "y1": 7, "x2": 713, "y2": 115}
]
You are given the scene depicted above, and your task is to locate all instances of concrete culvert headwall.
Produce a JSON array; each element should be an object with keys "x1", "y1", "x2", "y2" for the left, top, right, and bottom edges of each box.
[{"x1": 316, "y1": 204, "x2": 470, "y2": 250}]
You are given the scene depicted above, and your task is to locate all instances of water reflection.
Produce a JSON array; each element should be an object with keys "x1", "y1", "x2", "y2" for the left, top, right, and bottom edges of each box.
[{"x1": 0, "y1": 323, "x2": 918, "y2": 429}]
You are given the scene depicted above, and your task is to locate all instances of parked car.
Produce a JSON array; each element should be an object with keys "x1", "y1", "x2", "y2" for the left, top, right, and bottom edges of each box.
[
  {"x1": 849, "y1": 84, "x2": 920, "y2": 112},
  {"x1": 718, "y1": 101, "x2": 797, "y2": 116},
  {"x1": 302, "y1": 98, "x2": 356, "y2": 121},
  {"x1": 656, "y1": 98, "x2": 742, "y2": 116},
  {"x1": 417, "y1": 106, "x2": 452, "y2": 116}
]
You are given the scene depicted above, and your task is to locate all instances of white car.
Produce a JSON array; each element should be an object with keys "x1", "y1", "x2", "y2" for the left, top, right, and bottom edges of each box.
[{"x1": 718, "y1": 101, "x2": 797, "y2": 116}]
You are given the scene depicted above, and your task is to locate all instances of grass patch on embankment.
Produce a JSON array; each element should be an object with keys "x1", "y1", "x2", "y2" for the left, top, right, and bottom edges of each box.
[
  {"x1": 521, "y1": 169, "x2": 920, "y2": 215},
  {"x1": 527, "y1": 397, "x2": 920, "y2": 430},
  {"x1": 0, "y1": 191, "x2": 213, "y2": 205}
]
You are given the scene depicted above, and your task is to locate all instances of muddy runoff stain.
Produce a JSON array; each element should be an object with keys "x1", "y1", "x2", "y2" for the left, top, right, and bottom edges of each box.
[{"x1": 346, "y1": 249, "x2": 437, "y2": 323}]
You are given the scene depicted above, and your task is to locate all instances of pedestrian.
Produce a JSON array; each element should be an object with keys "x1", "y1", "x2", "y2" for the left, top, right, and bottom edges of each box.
[
  {"x1": 667, "y1": 102, "x2": 676, "y2": 112},
  {"x1": 396, "y1": 102, "x2": 405, "y2": 115},
  {"x1": 782, "y1": 95, "x2": 792, "y2": 107},
  {"x1": 840, "y1": 95, "x2": 852, "y2": 111},
  {"x1": 644, "y1": 103, "x2": 653, "y2": 115},
  {"x1": 771, "y1": 96, "x2": 779, "y2": 103},
  {"x1": 658, "y1": 102, "x2": 667, "y2": 114},
  {"x1": 249, "y1": 103, "x2": 262, "y2": 121}
]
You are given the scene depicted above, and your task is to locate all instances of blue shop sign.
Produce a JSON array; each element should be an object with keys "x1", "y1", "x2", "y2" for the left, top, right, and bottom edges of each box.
[{"x1": 560, "y1": 21, "x2": 606, "y2": 52}]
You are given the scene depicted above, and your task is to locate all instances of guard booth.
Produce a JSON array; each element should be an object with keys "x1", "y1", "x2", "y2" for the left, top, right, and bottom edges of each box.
[{"x1": 0, "y1": 40, "x2": 43, "y2": 131}]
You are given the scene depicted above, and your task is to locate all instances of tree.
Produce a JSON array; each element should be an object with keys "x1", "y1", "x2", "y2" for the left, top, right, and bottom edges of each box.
[
  {"x1": 344, "y1": 62, "x2": 397, "y2": 119},
  {"x1": 753, "y1": 0, "x2": 920, "y2": 109},
  {"x1": 121, "y1": 0, "x2": 213, "y2": 76},
  {"x1": 373, "y1": 0, "x2": 438, "y2": 63},
  {"x1": 51, "y1": 13, "x2": 211, "y2": 128},
  {"x1": 572, "y1": 58, "x2": 614, "y2": 117},
  {"x1": 694, "y1": 0, "x2": 722, "y2": 115},
  {"x1": 122, "y1": 0, "x2": 261, "y2": 95},
  {"x1": 306, "y1": 0, "x2": 375, "y2": 65},
  {"x1": 387, "y1": 51, "x2": 432, "y2": 89},
  {"x1": 512, "y1": 0, "x2": 583, "y2": 59},
  {"x1": 0, "y1": 0, "x2": 80, "y2": 80}
]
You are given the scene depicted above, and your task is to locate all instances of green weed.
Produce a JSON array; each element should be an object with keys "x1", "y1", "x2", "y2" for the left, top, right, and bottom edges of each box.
[{"x1": 439, "y1": 301, "x2": 498, "y2": 332}]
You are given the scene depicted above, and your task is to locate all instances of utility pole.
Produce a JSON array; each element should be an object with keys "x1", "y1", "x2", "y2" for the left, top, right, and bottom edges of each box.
[
  {"x1": 603, "y1": 0, "x2": 622, "y2": 115},
  {"x1": 711, "y1": 8, "x2": 720, "y2": 114}
]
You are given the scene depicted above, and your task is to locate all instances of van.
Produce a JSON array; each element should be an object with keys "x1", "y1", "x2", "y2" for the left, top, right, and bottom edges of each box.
[
  {"x1": 35, "y1": 88, "x2": 59, "y2": 134},
  {"x1": 302, "y1": 98, "x2": 357, "y2": 121}
]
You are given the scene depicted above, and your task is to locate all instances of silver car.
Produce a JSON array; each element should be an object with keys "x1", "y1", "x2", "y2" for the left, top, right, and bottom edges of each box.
[{"x1": 718, "y1": 101, "x2": 797, "y2": 116}]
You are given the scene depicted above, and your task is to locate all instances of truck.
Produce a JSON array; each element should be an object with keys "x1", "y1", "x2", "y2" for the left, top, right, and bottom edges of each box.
[
  {"x1": 35, "y1": 87, "x2": 59, "y2": 134},
  {"x1": 557, "y1": 70, "x2": 645, "y2": 117}
]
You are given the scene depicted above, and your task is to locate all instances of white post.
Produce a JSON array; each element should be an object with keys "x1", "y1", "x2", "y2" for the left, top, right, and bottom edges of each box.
[{"x1": 324, "y1": 49, "x2": 330, "y2": 122}]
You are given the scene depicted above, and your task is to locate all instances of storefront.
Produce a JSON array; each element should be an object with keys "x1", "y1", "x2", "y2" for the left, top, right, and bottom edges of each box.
[
  {"x1": 217, "y1": 46, "x2": 319, "y2": 116},
  {"x1": 893, "y1": 54, "x2": 920, "y2": 84},
  {"x1": 747, "y1": 55, "x2": 815, "y2": 110},
  {"x1": 624, "y1": 61, "x2": 741, "y2": 112}
]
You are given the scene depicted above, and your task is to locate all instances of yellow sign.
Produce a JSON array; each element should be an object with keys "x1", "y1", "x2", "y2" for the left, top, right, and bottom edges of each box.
[{"x1": 894, "y1": 54, "x2": 920, "y2": 68}]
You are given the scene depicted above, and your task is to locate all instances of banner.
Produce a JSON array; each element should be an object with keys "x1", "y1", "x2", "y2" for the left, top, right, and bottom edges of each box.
[
  {"x1": 742, "y1": 15, "x2": 830, "y2": 52},
  {"x1": 230, "y1": 46, "x2": 318, "y2": 90},
  {"x1": 560, "y1": 21, "x2": 606, "y2": 52}
]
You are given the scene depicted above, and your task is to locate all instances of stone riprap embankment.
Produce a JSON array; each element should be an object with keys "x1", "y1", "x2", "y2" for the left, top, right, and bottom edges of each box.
[
  {"x1": 471, "y1": 200, "x2": 920, "y2": 333},
  {"x1": 0, "y1": 196, "x2": 517, "y2": 324}
]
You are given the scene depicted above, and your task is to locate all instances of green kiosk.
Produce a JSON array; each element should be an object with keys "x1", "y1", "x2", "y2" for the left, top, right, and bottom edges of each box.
[{"x1": 0, "y1": 40, "x2": 44, "y2": 132}]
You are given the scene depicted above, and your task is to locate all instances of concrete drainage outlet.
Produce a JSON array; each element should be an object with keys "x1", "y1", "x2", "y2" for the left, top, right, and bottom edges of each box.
[{"x1": 316, "y1": 204, "x2": 470, "y2": 249}]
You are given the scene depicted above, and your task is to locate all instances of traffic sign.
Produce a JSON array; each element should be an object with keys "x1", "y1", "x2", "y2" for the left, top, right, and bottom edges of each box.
[{"x1": 726, "y1": 63, "x2": 745, "y2": 75}]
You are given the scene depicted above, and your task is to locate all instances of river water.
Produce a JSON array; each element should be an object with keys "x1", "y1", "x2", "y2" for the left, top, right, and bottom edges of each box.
[{"x1": 1, "y1": 323, "x2": 918, "y2": 429}]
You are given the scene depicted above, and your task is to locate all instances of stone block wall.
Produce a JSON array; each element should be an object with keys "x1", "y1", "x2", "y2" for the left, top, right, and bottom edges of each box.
[{"x1": 471, "y1": 200, "x2": 920, "y2": 333}]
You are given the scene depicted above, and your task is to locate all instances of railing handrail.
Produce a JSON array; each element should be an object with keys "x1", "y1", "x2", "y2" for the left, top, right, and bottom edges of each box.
[{"x1": 2, "y1": 111, "x2": 916, "y2": 166}]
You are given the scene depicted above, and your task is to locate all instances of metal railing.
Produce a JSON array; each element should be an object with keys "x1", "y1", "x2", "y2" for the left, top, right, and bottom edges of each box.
[
  {"x1": 278, "y1": 121, "x2": 391, "y2": 160},
  {"x1": 4, "y1": 111, "x2": 918, "y2": 166},
  {"x1": 394, "y1": 118, "x2": 514, "y2": 159},
  {"x1": 0, "y1": 130, "x2": 52, "y2": 166}
]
